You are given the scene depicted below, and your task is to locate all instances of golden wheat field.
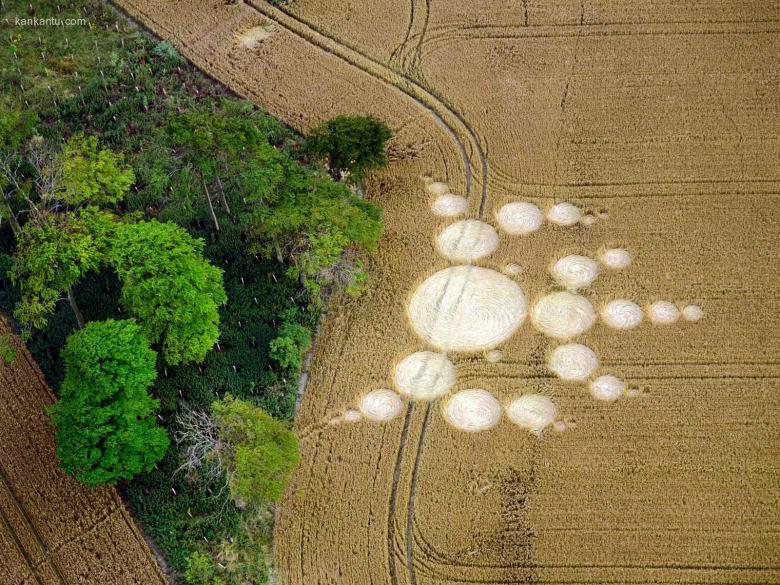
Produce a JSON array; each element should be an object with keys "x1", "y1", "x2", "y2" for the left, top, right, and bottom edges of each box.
[
  {"x1": 111, "y1": 1, "x2": 780, "y2": 583},
  {"x1": 0, "y1": 315, "x2": 168, "y2": 585}
]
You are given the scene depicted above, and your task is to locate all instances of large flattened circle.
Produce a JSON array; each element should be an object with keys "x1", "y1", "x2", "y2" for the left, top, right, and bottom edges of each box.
[
  {"x1": 436, "y1": 220, "x2": 499, "y2": 262},
  {"x1": 408, "y1": 266, "x2": 527, "y2": 352}
]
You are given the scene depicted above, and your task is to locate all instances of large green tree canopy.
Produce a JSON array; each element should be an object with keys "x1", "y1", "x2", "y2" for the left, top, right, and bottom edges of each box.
[
  {"x1": 49, "y1": 319, "x2": 168, "y2": 485},
  {"x1": 109, "y1": 220, "x2": 227, "y2": 365}
]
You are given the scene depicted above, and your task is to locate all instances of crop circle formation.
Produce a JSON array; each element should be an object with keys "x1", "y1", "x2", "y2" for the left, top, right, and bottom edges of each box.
[
  {"x1": 590, "y1": 375, "x2": 625, "y2": 402},
  {"x1": 506, "y1": 394, "x2": 557, "y2": 435},
  {"x1": 359, "y1": 389, "x2": 403, "y2": 421},
  {"x1": 407, "y1": 265, "x2": 527, "y2": 352},
  {"x1": 601, "y1": 299, "x2": 644, "y2": 329},
  {"x1": 394, "y1": 351, "x2": 456, "y2": 400},
  {"x1": 648, "y1": 300, "x2": 681, "y2": 324},
  {"x1": 443, "y1": 389, "x2": 502, "y2": 432},
  {"x1": 547, "y1": 202, "x2": 582, "y2": 226},
  {"x1": 495, "y1": 202, "x2": 543, "y2": 234},
  {"x1": 600, "y1": 247, "x2": 632, "y2": 269},
  {"x1": 548, "y1": 343, "x2": 599, "y2": 381},
  {"x1": 531, "y1": 291, "x2": 596, "y2": 340},
  {"x1": 551, "y1": 254, "x2": 599, "y2": 289},
  {"x1": 431, "y1": 193, "x2": 468, "y2": 217},
  {"x1": 436, "y1": 219, "x2": 499, "y2": 262}
]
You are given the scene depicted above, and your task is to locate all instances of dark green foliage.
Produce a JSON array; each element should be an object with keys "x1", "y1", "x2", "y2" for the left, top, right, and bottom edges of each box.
[
  {"x1": 305, "y1": 115, "x2": 392, "y2": 183},
  {"x1": 0, "y1": 3, "x2": 380, "y2": 581},
  {"x1": 109, "y1": 220, "x2": 227, "y2": 366},
  {"x1": 212, "y1": 395, "x2": 300, "y2": 507},
  {"x1": 49, "y1": 319, "x2": 169, "y2": 485}
]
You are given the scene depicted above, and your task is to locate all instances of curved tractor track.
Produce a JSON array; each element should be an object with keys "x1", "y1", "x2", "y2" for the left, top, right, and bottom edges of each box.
[
  {"x1": 245, "y1": 0, "x2": 490, "y2": 218},
  {"x1": 241, "y1": 4, "x2": 493, "y2": 584}
]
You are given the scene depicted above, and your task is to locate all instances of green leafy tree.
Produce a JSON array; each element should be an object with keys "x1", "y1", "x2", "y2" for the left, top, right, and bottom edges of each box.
[
  {"x1": 305, "y1": 115, "x2": 391, "y2": 183},
  {"x1": 109, "y1": 220, "x2": 227, "y2": 365},
  {"x1": 49, "y1": 319, "x2": 169, "y2": 485},
  {"x1": 10, "y1": 208, "x2": 116, "y2": 330},
  {"x1": 212, "y1": 395, "x2": 299, "y2": 508},
  {"x1": 59, "y1": 134, "x2": 135, "y2": 206},
  {"x1": 241, "y1": 145, "x2": 382, "y2": 306},
  {"x1": 4, "y1": 134, "x2": 133, "y2": 330}
]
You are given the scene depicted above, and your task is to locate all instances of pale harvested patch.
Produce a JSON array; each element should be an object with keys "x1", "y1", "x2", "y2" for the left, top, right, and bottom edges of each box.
[
  {"x1": 503, "y1": 263, "x2": 522, "y2": 276},
  {"x1": 343, "y1": 409, "x2": 362, "y2": 422},
  {"x1": 425, "y1": 181, "x2": 449, "y2": 195},
  {"x1": 551, "y1": 254, "x2": 599, "y2": 289},
  {"x1": 506, "y1": 394, "x2": 557, "y2": 435},
  {"x1": 495, "y1": 202, "x2": 543, "y2": 234},
  {"x1": 682, "y1": 304, "x2": 704, "y2": 322},
  {"x1": 442, "y1": 389, "x2": 502, "y2": 432},
  {"x1": 547, "y1": 202, "x2": 581, "y2": 226},
  {"x1": 648, "y1": 301, "x2": 681, "y2": 324},
  {"x1": 359, "y1": 389, "x2": 403, "y2": 421},
  {"x1": 601, "y1": 299, "x2": 644, "y2": 330},
  {"x1": 236, "y1": 24, "x2": 276, "y2": 49},
  {"x1": 581, "y1": 214, "x2": 597, "y2": 226},
  {"x1": 548, "y1": 343, "x2": 598, "y2": 381},
  {"x1": 408, "y1": 266, "x2": 527, "y2": 352},
  {"x1": 531, "y1": 291, "x2": 596, "y2": 340},
  {"x1": 485, "y1": 349, "x2": 502, "y2": 363},
  {"x1": 600, "y1": 247, "x2": 632, "y2": 269},
  {"x1": 590, "y1": 375, "x2": 625, "y2": 402},
  {"x1": 436, "y1": 219, "x2": 499, "y2": 262},
  {"x1": 432, "y1": 194, "x2": 468, "y2": 217},
  {"x1": 394, "y1": 351, "x2": 456, "y2": 400}
]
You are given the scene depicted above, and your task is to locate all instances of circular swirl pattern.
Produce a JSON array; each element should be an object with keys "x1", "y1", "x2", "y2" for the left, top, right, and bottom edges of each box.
[
  {"x1": 425, "y1": 181, "x2": 450, "y2": 196},
  {"x1": 548, "y1": 343, "x2": 599, "y2": 381},
  {"x1": 394, "y1": 351, "x2": 456, "y2": 400},
  {"x1": 648, "y1": 301, "x2": 681, "y2": 324},
  {"x1": 590, "y1": 375, "x2": 625, "y2": 402},
  {"x1": 432, "y1": 194, "x2": 468, "y2": 217},
  {"x1": 682, "y1": 304, "x2": 704, "y2": 322},
  {"x1": 408, "y1": 266, "x2": 527, "y2": 352},
  {"x1": 551, "y1": 254, "x2": 599, "y2": 289},
  {"x1": 342, "y1": 409, "x2": 362, "y2": 422},
  {"x1": 547, "y1": 202, "x2": 582, "y2": 226},
  {"x1": 503, "y1": 263, "x2": 522, "y2": 276},
  {"x1": 600, "y1": 248, "x2": 632, "y2": 269},
  {"x1": 443, "y1": 389, "x2": 502, "y2": 432},
  {"x1": 436, "y1": 220, "x2": 499, "y2": 262},
  {"x1": 531, "y1": 291, "x2": 596, "y2": 339},
  {"x1": 601, "y1": 299, "x2": 644, "y2": 330},
  {"x1": 359, "y1": 389, "x2": 403, "y2": 421},
  {"x1": 506, "y1": 394, "x2": 557, "y2": 435},
  {"x1": 495, "y1": 202, "x2": 543, "y2": 234}
]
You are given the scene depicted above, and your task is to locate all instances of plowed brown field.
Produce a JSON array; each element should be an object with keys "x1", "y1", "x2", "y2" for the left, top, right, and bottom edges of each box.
[
  {"x1": 0, "y1": 315, "x2": 167, "y2": 585},
  {"x1": 111, "y1": 1, "x2": 780, "y2": 584}
]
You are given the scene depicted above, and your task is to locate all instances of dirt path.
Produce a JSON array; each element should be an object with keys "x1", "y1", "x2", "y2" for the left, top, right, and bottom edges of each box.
[{"x1": 110, "y1": 1, "x2": 780, "y2": 584}]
